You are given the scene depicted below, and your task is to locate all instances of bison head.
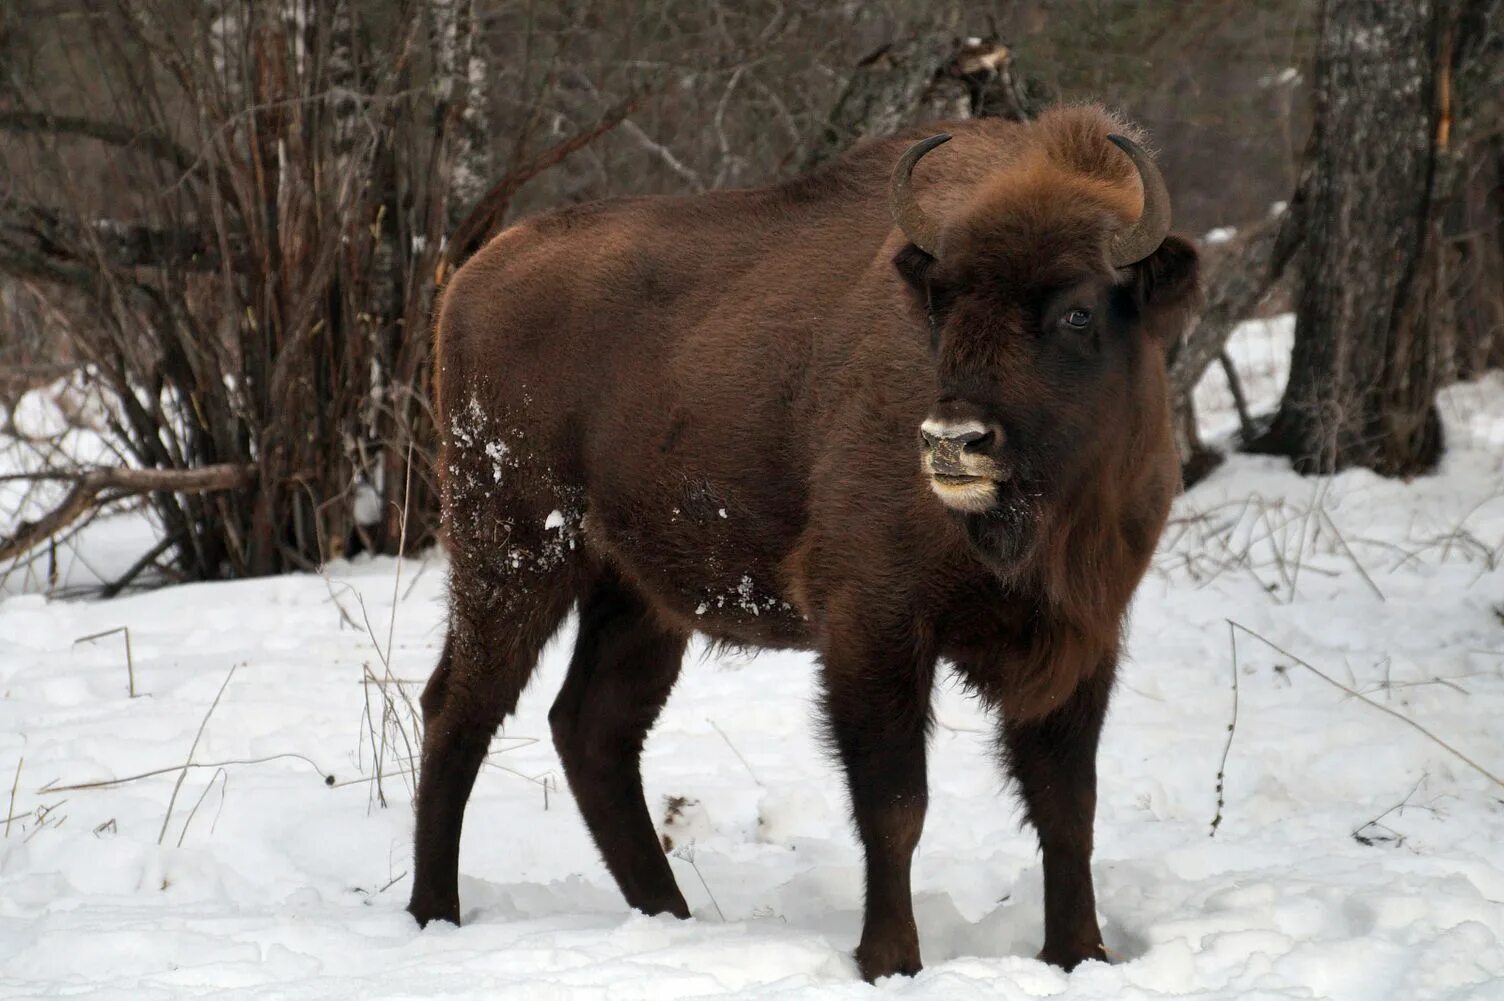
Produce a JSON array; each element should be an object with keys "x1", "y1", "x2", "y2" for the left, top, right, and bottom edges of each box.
[{"x1": 891, "y1": 125, "x2": 1199, "y2": 569}]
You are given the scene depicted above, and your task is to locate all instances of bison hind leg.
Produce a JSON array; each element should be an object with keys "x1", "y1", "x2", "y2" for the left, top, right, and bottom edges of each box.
[
  {"x1": 407, "y1": 518, "x2": 582, "y2": 929},
  {"x1": 548, "y1": 568, "x2": 690, "y2": 918}
]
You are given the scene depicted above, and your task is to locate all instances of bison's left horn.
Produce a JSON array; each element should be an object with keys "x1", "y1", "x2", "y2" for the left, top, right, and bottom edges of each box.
[
  {"x1": 889, "y1": 133, "x2": 952, "y2": 257},
  {"x1": 1106, "y1": 133, "x2": 1171, "y2": 267}
]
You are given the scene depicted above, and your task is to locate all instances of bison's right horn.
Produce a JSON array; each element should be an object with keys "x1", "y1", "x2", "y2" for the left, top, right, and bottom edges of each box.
[
  {"x1": 889, "y1": 133, "x2": 952, "y2": 257},
  {"x1": 1106, "y1": 133, "x2": 1171, "y2": 267}
]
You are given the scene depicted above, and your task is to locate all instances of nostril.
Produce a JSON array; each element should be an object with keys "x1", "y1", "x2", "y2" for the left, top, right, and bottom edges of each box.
[
  {"x1": 920, "y1": 419, "x2": 1001, "y2": 453},
  {"x1": 959, "y1": 430, "x2": 994, "y2": 452}
]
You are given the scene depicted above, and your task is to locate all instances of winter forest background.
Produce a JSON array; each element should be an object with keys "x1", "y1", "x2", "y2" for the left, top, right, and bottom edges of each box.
[
  {"x1": 4, "y1": 0, "x2": 1499, "y2": 583},
  {"x1": 2, "y1": 2, "x2": 1504, "y2": 999}
]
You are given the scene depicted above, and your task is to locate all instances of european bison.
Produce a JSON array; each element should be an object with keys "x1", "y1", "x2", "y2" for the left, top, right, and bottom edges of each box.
[{"x1": 407, "y1": 103, "x2": 1199, "y2": 980}]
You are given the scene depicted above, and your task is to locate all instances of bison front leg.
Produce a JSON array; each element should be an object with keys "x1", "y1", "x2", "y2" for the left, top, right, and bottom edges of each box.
[
  {"x1": 999, "y1": 663, "x2": 1115, "y2": 970},
  {"x1": 819, "y1": 637, "x2": 937, "y2": 982}
]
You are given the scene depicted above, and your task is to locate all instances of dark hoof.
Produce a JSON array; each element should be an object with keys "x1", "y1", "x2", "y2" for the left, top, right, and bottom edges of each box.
[
  {"x1": 633, "y1": 892, "x2": 692, "y2": 920},
  {"x1": 407, "y1": 895, "x2": 460, "y2": 929},
  {"x1": 855, "y1": 933, "x2": 923, "y2": 982},
  {"x1": 1036, "y1": 940, "x2": 1108, "y2": 971}
]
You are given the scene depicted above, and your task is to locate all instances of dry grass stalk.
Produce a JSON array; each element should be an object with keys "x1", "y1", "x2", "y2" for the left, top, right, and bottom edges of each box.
[
  {"x1": 158, "y1": 663, "x2": 239, "y2": 846},
  {"x1": 1209, "y1": 621, "x2": 1241, "y2": 837},
  {"x1": 177, "y1": 767, "x2": 229, "y2": 848},
  {"x1": 74, "y1": 625, "x2": 138, "y2": 697},
  {"x1": 42, "y1": 752, "x2": 334, "y2": 795},
  {"x1": 1229, "y1": 621, "x2": 1503, "y2": 792},
  {"x1": 5, "y1": 756, "x2": 21, "y2": 839},
  {"x1": 671, "y1": 843, "x2": 726, "y2": 922}
]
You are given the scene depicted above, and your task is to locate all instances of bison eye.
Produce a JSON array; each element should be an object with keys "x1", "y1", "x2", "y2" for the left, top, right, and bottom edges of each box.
[{"x1": 1063, "y1": 308, "x2": 1092, "y2": 329}]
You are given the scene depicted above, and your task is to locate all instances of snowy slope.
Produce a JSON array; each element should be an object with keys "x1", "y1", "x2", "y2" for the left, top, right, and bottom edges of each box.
[{"x1": 2, "y1": 321, "x2": 1503, "y2": 1000}]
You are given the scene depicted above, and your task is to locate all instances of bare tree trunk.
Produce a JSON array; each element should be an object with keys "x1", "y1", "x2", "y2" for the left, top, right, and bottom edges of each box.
[
  {"x1": 1173, "y1": 397, "x2": 1224, "y2": 489},
  {"x1": 802, "y1": 32, "x2": 958, "y2": 171},
  {"x1": 1168, "y1": 207, "x2": 1304, "y2": 403},
  {"x1": 804, "y1": 22, "x2": 1056, "y2": 175},
  {"x1": 1450, "y1": 140, "x2": 1504, "y2": 376},
  {"x1": 1254, "y1": 0, "x2": 1499, "y2": 475},
  {"x1": 433, "y1": 0, "x2": 491, "y2": 232},
  {"x1": 1451, "y1": 1, "x2": 1504, "y2": 371}
]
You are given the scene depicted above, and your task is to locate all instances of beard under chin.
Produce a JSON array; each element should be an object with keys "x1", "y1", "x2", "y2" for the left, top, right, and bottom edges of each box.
[{"x1": 958, "y1": 489, "x2": 1042, "y2": 575}]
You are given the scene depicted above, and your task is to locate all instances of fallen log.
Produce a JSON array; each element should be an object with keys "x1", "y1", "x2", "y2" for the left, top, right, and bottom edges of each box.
[{"x1": 0, "y1": 463, "x2": 255, "y2": 564}]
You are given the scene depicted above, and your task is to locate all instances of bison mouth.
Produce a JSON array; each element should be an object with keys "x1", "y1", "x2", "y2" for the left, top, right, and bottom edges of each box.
[
  {"x1": 918, "y1": 426, "x2": 1014, "y2": 515},
  {"x1": 925, "y1": 459, "x2": 1045, "y2": 570},
  {"x1": 927, "y1": 472, "x2": 1001, "y2": 513}
]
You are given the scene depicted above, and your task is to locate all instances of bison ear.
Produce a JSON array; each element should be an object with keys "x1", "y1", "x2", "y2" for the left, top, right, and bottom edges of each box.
[
  {"x1": 1128, "y1": 234, "x2": 1200, "y2": 319},
  {"x1": 893, "y1": 243, "x2": 936, "y2": 297}
]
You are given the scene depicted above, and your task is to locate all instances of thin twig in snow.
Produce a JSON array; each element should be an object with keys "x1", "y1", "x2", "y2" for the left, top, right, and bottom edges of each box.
[
  {"x1": 177, "y1": 767, "x2": 228, "y2": 848},
  {"x1": 326, "y1": 749, "x2": 551, "y2": 803},
  {"x1": 707, "y1": 718, "x2": 763, "y2": 787},
  {"x1": 1229, "y1": 622, "x2": 1504, "y2": 792},
  {"x1": 400, "y1": 556, "x2": 431, "y2": 602},
  {"x1": 934, "y1": 715, "x2": 993, "y2": 734},
  {"x1": 385, "y1": 443, "x2": 412, "y2": 669},
  {"x1": 42, "y1": 752, "x2": 334, "y2": 793},
  {"x1": 24, "y1": 800, "x2": 66, "y2": 843},
  {"x1": 360, "y1": 663, "x2": 391, "y2": 810},
  {"x1": 1352, "y1": 772, "x2": 1431, "y2": 848},
  {"x1": 374, "y1": 870, "x2": 407, "y2": 895},
  {"x1": 672, "y1": 844, "x2": 726, "y2": 922},
  {"x1": 158, "y1": 663, "x2": 238, "y2": 845},
  {"x1": 5, "y1": 756, "x2": 21, "y2": 838},
  {"x1": 1318, "y1": 508, "x2": 1385, "y2": 601},
  {"x1": 321, "y1": 575, "x2": 364, "y2": 630},
  {"x1": 74, "y1": 626, "x2": 137, "y2": 697},
  {"x1": 1367, "y1": 675, "x2": 1475, "y2": 698},
  {"x1": 1210, "y1": 621, "x2": 1241, "y2": 837},
  {"x1": 1258, "y1": 504, "x2": 1295, "y2": 595},
  {"x1": 349, "y1": 443, "x2": 423, "y2": 812},
  {"x1": 1284, "y1": 478, "x2": 1330, "y2": 603}
]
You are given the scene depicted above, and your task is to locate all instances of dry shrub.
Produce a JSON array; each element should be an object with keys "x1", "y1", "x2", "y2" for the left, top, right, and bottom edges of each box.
[{"x1": 1, "y1": 0, "x2": 492, "y2": 576}]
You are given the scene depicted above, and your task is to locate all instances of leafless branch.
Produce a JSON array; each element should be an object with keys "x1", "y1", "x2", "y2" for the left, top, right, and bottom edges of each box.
[
  {"x1": 1169, "y1": 206, "x2": 1304, "y2": 402},
  {"x1": 0, "y1": 109, "x2": 203, "y2": 179},
  {"x1": 1, "y1": 463, "x2": 255, "y2": 564},
  {"x1": 441, "y1": 92, "x2": 647, "y2": 278}
]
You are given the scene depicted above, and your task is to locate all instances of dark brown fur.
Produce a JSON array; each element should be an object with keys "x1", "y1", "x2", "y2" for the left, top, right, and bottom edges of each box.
[{"x1": 407, "y1": 104, "x2": 1200, "y2": 980}]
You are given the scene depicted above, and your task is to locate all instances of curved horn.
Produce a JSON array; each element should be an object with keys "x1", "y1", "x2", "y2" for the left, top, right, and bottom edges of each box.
[
  {"x1": 889, "y1": 133, "x2": 952, "y2": 256},
  {"x1": 1106, "y1": 133, "x2": 1171, "y2": 267}
]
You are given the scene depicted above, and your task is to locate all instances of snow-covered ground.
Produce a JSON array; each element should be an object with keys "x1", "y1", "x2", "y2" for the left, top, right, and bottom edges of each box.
[{"x1": 3, "y1": 320, "x2": 1503, "y2": 999}]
